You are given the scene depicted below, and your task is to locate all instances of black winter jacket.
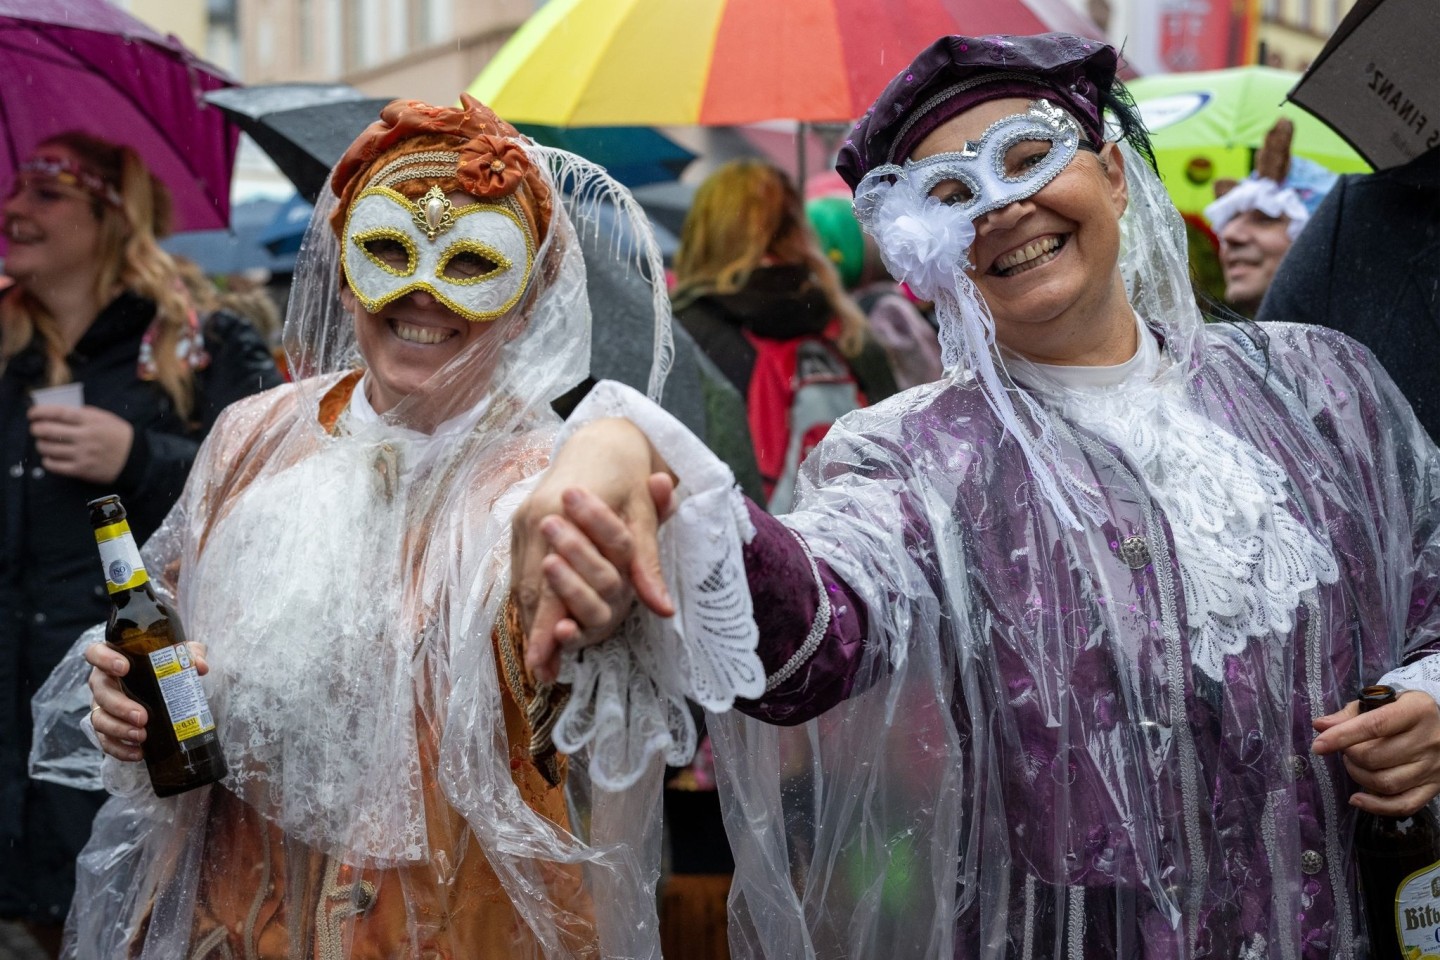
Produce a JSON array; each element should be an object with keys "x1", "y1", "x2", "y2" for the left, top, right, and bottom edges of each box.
[
  {"x1": 0, "y1": 290, "x2": 281, "y2": 923},
  {"x1": 1258, "y1": 147, "x2": 1440, "y2": 441}
]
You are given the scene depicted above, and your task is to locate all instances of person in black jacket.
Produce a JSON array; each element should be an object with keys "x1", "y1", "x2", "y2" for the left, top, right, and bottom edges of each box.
[
  {"x1": 0, "y1": 132, "x2": 280, "y2": 954},
  {"x1": 1257, "y1": 145, "x2": 1440, "y2": 442}
]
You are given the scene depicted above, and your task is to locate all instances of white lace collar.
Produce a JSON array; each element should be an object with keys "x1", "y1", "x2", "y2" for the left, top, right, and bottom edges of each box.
[
  {"x1": 1007, "y1": 317, "x2": 1338, "y2": 682},
  {"x1": 344, "y1": 374, "x2": 494, "y2": 484}
]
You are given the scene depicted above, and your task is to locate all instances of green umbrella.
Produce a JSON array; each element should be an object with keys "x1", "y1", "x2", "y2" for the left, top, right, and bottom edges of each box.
[{"x1": 1126, "y1": 66, "x2": 1370, "y2": 216}]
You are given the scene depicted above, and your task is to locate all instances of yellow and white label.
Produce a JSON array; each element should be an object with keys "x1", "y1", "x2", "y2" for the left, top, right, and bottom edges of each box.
[
  {"x1": 147, "y1": 644, "x2": 216, "y2": 743},
  {"x1": 1396, "y1": 858, "x2": 1440, "y2": 959},
  {"x1": 94, "y1": 522, "x2": 150, "y2": 593}
]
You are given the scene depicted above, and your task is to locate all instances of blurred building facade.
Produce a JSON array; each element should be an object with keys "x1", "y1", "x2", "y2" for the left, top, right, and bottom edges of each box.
[
  {"x1": 1256, "y1": 0, "x2": 1358, "y2": 71},
  {"x1": 107, "y1": 0, "x2": 241, "y2": 74},
  {"x1": 235, "y1": 0, "x2": 536, "y2": 105},
  {"x1": 1069, "y1": 0, "x2": 1357, "y2": 73}
]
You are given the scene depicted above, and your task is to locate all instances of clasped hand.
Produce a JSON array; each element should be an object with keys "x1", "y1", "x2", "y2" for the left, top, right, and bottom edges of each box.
[
  {"x1": 510, "y1": 418, "x2": 677, "y2": 684},
  {"x1": 1313, "y1": 690, "x2": 1440, "y2": 816}
]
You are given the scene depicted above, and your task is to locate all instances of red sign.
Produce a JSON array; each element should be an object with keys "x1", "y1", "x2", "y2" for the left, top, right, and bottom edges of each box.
[{"x1": 1156, "y1": 0, "x2": 1258, "y2": 71}]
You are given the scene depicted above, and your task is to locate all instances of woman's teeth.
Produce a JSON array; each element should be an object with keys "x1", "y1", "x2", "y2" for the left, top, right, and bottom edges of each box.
[
  {"x1": 5, "y1": 222, "x2": 39, "y2": 243},
  {"x1": 392, "y1": 320, "x2": 456, "y2": 345},
  {"x1": 992, "y1": 236, "x2": 1065, "y2": 277}
]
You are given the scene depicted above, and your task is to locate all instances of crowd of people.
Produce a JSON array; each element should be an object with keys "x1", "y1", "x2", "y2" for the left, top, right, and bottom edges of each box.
[{"x1": 2, "y1": 22, "x2": 1438, "y2": 960}]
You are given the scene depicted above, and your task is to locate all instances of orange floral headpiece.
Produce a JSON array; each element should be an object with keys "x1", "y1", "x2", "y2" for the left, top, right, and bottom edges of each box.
[{"x1": 329, "y1": 93, "x2": 552, "y2": 245}]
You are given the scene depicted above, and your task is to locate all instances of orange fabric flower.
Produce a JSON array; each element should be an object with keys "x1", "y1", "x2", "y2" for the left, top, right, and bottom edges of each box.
[{"x1": 456, "y1": 135, "x2": 529, "y2": 199}]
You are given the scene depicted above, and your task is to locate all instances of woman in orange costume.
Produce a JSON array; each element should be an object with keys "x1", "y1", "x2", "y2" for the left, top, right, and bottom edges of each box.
[{"x1": 32, "y1": 95, "x2": 676, "y2": 959}]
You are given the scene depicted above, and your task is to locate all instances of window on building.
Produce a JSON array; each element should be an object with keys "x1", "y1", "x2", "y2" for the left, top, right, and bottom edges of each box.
[
  {"x1": 297, "y1": 0, "x2": 313, "y2": 65},
  {"x1": 388, "y1": 0, "x2": 409, "y2": 58},
  {"x1": 258, "y1": 18, "x2": 276, "y2": 71},
  {"x1": 348, "y1": 0, "x2": 381, "y2": 69},
  {"x1": 419, "y1": 0, "x2": 453, "y2": 46},
  {"x1": 325, "y1": 0, "x2": 343, "y2": 75}
]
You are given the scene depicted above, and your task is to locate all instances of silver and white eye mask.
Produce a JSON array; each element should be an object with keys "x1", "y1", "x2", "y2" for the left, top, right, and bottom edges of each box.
[
  {"x1": 342, "y1": 185, "x2": 536, "y2": 323},
  {"x1": 857, "y1": 99, "x2": 1095, "y2": 224},
  {"x1": 852, "y1": 99, "x2": 1098, "y2": 299}
]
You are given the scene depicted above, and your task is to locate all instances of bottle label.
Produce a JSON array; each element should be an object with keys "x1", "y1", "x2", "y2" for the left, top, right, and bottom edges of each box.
[
  {"x1": 1396, "y1": 858, "x2": 1440, "y2": 957},
  {"x1": 147, "y1": 644, "x2": 216, "y2": 743},
  {"x1": 94, "y1": 521, "x2": 150, "y2": 593}
]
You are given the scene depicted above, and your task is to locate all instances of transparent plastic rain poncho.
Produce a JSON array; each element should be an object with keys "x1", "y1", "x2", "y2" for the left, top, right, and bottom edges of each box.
[
  {"x1": 567, "y1": 125, "x2": 1440, "y2": 955},
  {"x1": 26, "y1": 139, "x2": 702, "y2": 959}
]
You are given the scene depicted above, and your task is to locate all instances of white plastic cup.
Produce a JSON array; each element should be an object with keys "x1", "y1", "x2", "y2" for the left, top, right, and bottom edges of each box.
[{"x1": 29, "y1": 382, "x2": 84, "y2": 407}]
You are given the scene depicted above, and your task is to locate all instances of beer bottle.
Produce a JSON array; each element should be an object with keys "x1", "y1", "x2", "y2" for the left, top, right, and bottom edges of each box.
[
  {"x1": 88, "y1": 495, "x2": 227, "y2": 797},
  {"x1": 1354, "y1": 684, "x2": 1440, "y2": 958}
]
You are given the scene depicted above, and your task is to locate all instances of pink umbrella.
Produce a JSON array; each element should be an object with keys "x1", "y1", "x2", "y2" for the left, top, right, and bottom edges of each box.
[{"x1": 0, "y1": 0, "x2": 238, "y2": 232}]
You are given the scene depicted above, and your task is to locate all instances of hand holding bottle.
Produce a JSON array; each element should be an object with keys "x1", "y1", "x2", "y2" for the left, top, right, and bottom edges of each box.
[
  {"x1": 1312, "y1": 688, "x2": 1440, "y2": 816},
  {"x1": 85, "y1": 640, "x2": 209, "y2": 763}
]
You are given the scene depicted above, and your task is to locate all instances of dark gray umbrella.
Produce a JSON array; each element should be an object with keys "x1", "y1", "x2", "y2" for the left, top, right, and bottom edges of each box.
[
  {"x1": 205, "y1": 85, "x2": 394, "y2": 203},
  {"x1": 629, "y1": 181, "x2": 697, "y2": 237},
  {"x1": 1287, "y1": 0, "x2": 1436, "y2": 170},
  {"x1": 568, "y1": 198, "x2": 705, "y2": 438}
]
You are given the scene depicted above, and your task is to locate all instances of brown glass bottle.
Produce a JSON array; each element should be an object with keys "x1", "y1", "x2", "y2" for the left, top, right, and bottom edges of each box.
[
  {"x1": 1354, "y1": 684, "x2": 1440, "y2": 959},
  {"x1": 89, "y1": 495, "x2": 227, "y2": 797}
]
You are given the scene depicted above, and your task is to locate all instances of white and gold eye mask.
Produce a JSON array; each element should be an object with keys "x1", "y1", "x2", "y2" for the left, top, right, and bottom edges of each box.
[{"x1": 342, "y1": 184, "x2": 536, "y2": 322}]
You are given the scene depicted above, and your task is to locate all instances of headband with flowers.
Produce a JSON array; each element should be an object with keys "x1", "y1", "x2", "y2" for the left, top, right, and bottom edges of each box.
[
  {"x1": 19, "y1": 154, "x2": 123, "y2": 209},
  {"x1": 329, "y1": 94, "x2": 552, "y2": 245}
]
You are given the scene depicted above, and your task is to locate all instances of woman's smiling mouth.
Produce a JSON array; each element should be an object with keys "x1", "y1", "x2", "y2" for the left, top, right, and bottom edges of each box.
[
  {"x1": 991, "y1": 234, "x2": 1067, "y2": 277},
  {"x1": 391, "y1": 319, "x2": 459, "y2": 345}
]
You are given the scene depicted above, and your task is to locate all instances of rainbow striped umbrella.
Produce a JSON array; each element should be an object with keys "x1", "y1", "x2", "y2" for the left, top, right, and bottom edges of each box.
[{"x1": 468, "y1": 0, "x2": 1106, "y2": 126}]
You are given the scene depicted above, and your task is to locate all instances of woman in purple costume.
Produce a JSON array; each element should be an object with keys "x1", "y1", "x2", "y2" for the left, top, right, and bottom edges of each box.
[{"x1": 510, "y1": 34, "x2": 1440, "y2": 959}]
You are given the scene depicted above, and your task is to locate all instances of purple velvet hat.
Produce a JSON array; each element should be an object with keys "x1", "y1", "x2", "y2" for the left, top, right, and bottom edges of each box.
[{"x1": 836, "y1": 33, "x2": 1119, "y2": 192}]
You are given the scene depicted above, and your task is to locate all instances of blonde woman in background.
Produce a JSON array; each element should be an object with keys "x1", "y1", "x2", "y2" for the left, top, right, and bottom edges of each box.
[
  {"x1": 671, "y1": 159, "x2": 897, "y2": 509},
  {"x1": 0, "y1": 132, "x2": 279, "y2": 955}
]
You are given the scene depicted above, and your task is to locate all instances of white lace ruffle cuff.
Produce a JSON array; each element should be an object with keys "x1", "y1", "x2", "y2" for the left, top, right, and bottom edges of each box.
[
  {"x1": 1380, "y1": 653, "x2": 1440, "y2": 714},
  {"x1": 548, "y1": 380, "x2": 762, "y2": 791}
]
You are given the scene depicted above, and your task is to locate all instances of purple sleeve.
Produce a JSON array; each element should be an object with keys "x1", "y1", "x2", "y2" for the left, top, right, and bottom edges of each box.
[{"x1": 736, "y1": 501, "x2": 871, "y2": 726}]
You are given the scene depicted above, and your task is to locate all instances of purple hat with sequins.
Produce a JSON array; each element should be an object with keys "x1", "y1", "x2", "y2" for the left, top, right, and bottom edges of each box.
[{"x1": 837, "y1": 33, "x2": 1118, "y2": 192}]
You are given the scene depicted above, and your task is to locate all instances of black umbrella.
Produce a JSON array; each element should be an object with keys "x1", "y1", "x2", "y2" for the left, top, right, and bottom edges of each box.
[
  {"x1": 205, "y1": 85, "x2": 394, "y2": 203},
  {"x1": 1287, "y1": 0, "x2": 1436, "y2": 170}
]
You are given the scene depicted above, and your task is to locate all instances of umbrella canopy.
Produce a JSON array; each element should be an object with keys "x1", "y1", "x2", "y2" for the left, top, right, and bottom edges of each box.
[
  {"x1": 514, "y1": 124, "x2": 695, "y2": 188},
  {"x1": 163, "y1": 198, "x2": 299, "y2": 276},
  {"x1": 468, "y1": 0, "x2": 1106, "y2": 126},
  {"x1": 205, "y1": 85, "x2": 394, "y2": 203},
  {"x1": 1128, "y1": 66, "x2": 1370, "y2": 216},
  {"x1": 259, "y1": 193, "x2": 315, "y2": 256},
  {"x1": 1287, "y1": 0, "x2": 1436, "y2": 171},
  {"x1": 0, "y1": 0, "x2": 238, "y2": 232}
]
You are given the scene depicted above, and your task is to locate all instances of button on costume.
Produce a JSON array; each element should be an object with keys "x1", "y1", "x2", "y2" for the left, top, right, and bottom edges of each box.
[{"x1": 30, "y1": 97, "x2": 683, "y2": 959}]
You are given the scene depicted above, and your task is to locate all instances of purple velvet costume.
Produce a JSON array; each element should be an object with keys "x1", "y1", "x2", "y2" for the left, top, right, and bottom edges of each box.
[{"x1": 710, "y1": 323, "x2": 1440, "y2": 959}]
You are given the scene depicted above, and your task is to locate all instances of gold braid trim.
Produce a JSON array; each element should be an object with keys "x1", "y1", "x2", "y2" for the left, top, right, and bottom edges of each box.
[{"x1": 494, "y1": 597, "x2": 570, "y2": 787}]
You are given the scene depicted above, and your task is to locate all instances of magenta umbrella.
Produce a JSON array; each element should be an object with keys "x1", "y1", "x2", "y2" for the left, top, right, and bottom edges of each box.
[{"x1": 0, "y1": 0, "x2": 238, "y2": 232}]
